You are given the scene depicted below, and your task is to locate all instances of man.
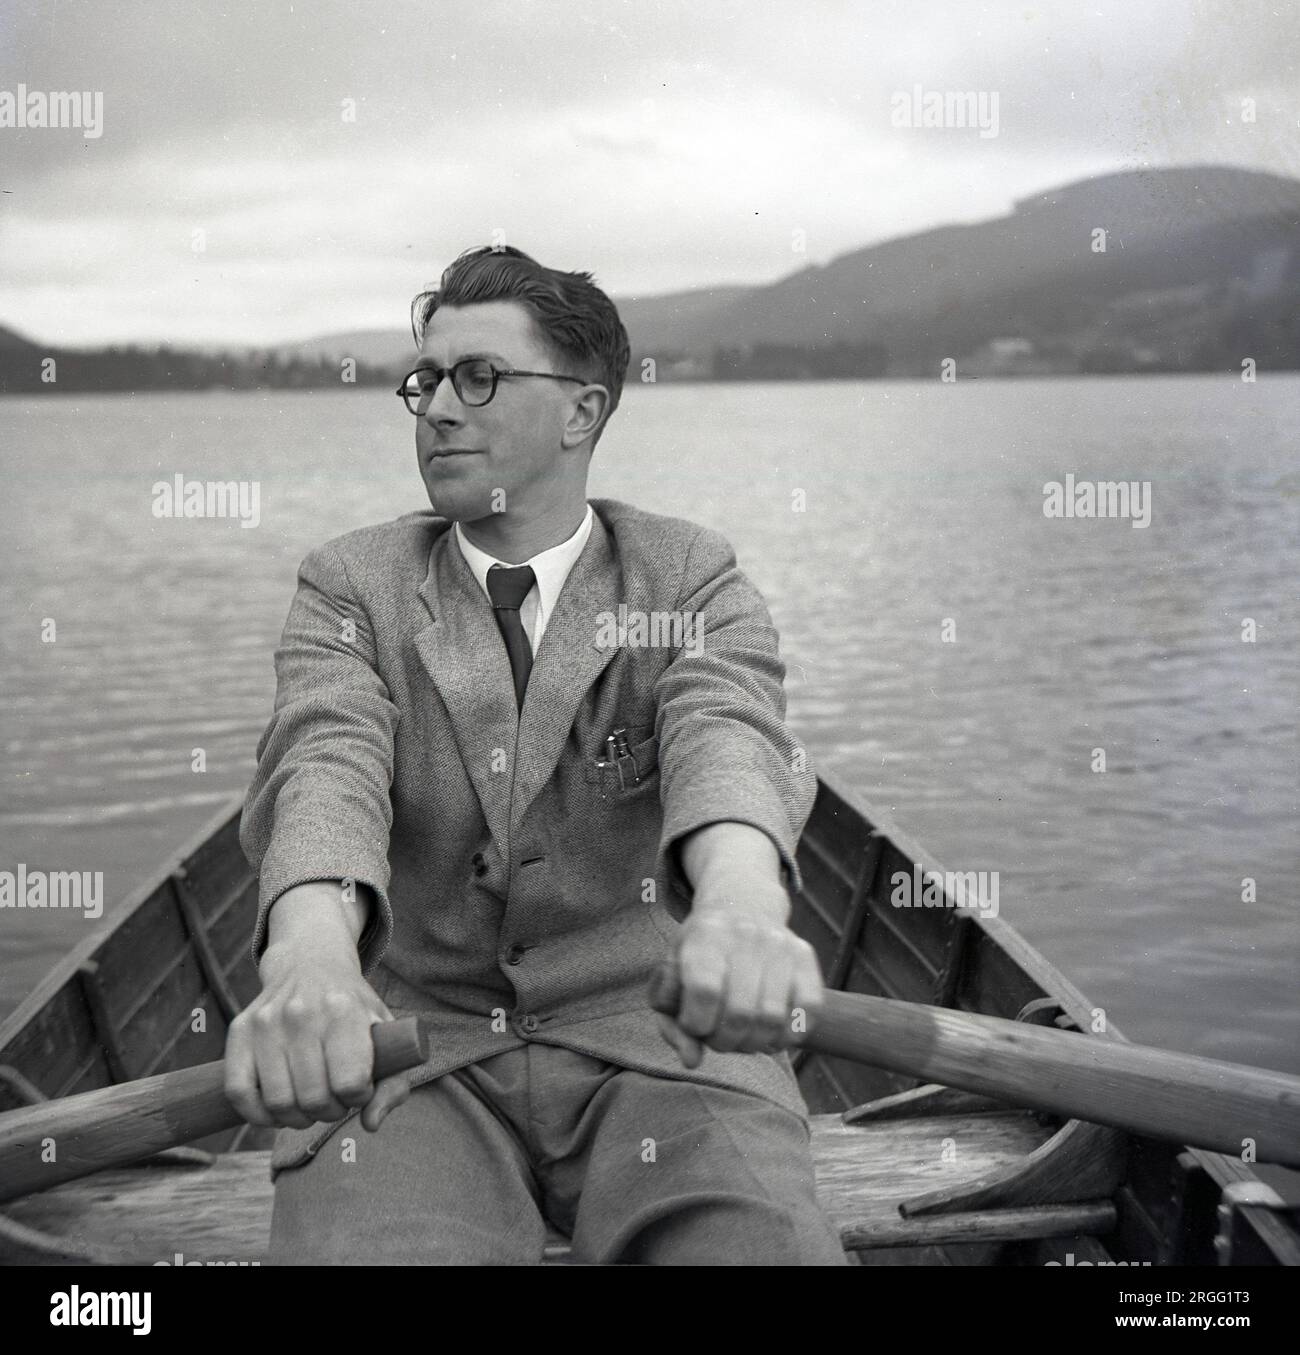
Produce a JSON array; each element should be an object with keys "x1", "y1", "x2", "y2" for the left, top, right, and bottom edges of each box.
[{"x1": 229, "y1": 245, "x2": 846, "y2": 1265}]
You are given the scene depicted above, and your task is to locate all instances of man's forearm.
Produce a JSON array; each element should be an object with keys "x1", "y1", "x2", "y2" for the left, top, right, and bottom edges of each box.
[
  {"x1": 261, "y1": 879, "x2": 374, "y2": 976},
  {"x1": 679, "y1": 821, "x2": 790, "y2": 925}
]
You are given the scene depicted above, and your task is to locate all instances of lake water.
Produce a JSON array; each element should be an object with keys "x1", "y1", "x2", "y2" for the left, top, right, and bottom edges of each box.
[{"x1": 2, "y1": 376, "x2": 1297, "y2": 1086}]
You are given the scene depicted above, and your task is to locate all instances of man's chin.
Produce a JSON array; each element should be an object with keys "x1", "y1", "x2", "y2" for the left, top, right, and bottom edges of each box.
[{"x1": 420, "y1": 482, "x2": 496, "y2": 524}]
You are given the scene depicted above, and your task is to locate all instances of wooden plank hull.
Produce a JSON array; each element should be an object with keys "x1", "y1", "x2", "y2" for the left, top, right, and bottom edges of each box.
[{"x1": 1, "y1": 776, "x2": 1295, "y2": 1265}]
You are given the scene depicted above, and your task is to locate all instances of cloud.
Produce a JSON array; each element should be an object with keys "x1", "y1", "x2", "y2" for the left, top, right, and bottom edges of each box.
[{"x1": 1, "y1": 0, "x2": 1297, "y2": 344}]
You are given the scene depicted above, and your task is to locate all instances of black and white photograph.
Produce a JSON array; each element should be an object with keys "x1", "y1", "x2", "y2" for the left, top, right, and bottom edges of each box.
[{"x1": 1, "y1": 0, "x2": 1297, "y2": 1312}]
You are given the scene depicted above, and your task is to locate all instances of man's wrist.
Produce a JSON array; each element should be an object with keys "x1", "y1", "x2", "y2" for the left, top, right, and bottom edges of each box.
[
  {"x1": 691, "y1": 876, "x2": 790, "y2": 927},
  {"x1": 259, "y1": 917, "x2": 363, "y2": 979}
]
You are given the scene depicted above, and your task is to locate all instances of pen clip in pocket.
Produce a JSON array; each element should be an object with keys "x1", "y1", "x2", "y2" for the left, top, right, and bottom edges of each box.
[{"x1": 587, "y1": 725, "x2": 651, "y2": 797}]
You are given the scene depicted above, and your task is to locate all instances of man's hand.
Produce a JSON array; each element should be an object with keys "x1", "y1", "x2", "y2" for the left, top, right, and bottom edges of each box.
[
  {"x1": 655, "y1": 902, "x2": 824, "y2": 1068},
  {"x1": 224, "y1": 881, "x2": 411, "y2": 1133},
  {"x1": 656, "y1": 822, "x2": 824, "y2": 1068}
]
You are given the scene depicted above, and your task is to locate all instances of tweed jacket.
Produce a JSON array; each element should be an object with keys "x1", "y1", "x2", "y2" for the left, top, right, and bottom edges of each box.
[{"x1": 239, "y1": 497, "x2": 818, "y2": 1172}]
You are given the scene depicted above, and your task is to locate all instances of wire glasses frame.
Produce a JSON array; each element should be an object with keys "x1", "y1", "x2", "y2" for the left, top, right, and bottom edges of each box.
[{"x1": 396, "y1": 359, "x2": 589, "y2": 413}]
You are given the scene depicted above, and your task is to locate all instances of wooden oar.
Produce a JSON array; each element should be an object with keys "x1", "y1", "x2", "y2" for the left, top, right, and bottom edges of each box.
[
  {"x1": 0, "y1": 1017, "x2": 426, "y2": 1205},
  {"x1": 650, "y1": 969, "x2": 1300, "y2": 1167}
]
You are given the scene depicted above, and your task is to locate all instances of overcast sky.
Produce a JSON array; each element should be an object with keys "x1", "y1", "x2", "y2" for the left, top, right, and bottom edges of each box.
[{"x1": 1, "y1": 0, "x2": 1297, "y2": 347}]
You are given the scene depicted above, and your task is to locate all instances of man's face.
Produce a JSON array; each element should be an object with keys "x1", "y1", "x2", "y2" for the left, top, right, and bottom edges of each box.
[{"x1": 413, "y1": 300, "x2": 582, "y2": 523}]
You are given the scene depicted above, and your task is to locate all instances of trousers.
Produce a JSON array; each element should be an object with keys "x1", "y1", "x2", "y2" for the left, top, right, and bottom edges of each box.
[{"x1": 268, "y1": 1042, "x2": 847, "y2": 1265}]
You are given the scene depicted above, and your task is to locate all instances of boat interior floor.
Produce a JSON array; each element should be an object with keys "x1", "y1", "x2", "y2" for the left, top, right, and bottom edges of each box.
[{"x1": 2, "y1": 1106, "x2": 1122, "y2": 1265}]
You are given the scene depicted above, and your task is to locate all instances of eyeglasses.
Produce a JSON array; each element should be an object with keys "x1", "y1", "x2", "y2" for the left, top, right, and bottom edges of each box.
[{"x1": 396, "y1": 359, "x2": 588, "y2": 414}]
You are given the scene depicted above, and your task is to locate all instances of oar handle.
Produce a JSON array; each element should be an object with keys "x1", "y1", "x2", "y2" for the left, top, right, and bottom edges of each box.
[
  {"x1": 0, "y1": 1016, "x2": 427, "y2": 1205},
  {"x1": 369, "y1": 1016, "x2": 428, "y2": 1080},
  {"x1": 650, "y1": 963, "x2": 1300, "y2": 1167}
]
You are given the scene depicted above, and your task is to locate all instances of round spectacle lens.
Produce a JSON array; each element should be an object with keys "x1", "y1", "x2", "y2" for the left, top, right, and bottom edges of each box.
[
  {"x1": 454, "y1": 360, "x2": 496, "y2": 406},
  {"x1": 400, "y1": 371, "x2": 436, "y2": 414}
]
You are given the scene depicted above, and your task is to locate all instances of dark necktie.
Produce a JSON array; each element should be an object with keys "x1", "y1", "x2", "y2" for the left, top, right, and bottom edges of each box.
[{"x1": 486, "y1": 564, "x2": 536, "y2": 710}]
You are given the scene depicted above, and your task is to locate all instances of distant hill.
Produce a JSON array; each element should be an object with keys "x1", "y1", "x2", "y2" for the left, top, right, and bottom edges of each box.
[
  {"x1": 612, "y1": 284, "x2": 753, "y2": 352},
  {"x1": 620, "y1": 165, "x2": 1300, "y2": 375},
  {"x1": 0, "y1": 324, "x2": 40, "y2": 353},
  {"x1": 4, "y1": 164, "x2": 1299, "y2": 393},
  {"x1": 274, "y1": 328, "x2": 420, "y2": 368},
  {"x1": 0, "y1": 328, "x2": 397, "y2": 395}
]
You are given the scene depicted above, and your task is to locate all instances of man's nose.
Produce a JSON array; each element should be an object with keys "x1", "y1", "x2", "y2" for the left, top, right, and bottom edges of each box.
[{"x1": 422, "y1": 374, "x2": 465, "y2": 426}]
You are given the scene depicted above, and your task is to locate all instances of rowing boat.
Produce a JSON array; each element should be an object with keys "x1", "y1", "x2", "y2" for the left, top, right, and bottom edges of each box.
[{"x1": 1, "y1": 775, "x2": 1295, "y2": 1265}]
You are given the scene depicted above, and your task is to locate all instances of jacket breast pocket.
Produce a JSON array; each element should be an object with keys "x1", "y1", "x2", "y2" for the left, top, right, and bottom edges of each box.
[{"x1": 583, "y1": 726, "x2": 660, "y2": 802}]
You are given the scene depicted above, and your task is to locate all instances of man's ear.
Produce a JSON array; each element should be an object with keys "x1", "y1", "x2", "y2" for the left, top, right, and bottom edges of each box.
[{"x1": 561, "y1": 385, "x2": 611, "y2": 448}]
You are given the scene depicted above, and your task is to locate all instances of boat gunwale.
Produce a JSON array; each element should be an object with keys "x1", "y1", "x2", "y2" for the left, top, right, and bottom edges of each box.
[{"x1": 0, "y1": 792, "x2": 250, "y2": 1056}]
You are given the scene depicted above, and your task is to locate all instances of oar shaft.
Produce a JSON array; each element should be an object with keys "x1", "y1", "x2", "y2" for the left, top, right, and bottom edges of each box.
[
  {"x1": 812, "y1": 991, "x2": 1300, "y2": 1167},
  {"x1": 650, "y1": 971, "x2": 1300, "y2": 1167},
  {"x1": 0, "y1": 1017, "x2": 426, "y2": 1204}
]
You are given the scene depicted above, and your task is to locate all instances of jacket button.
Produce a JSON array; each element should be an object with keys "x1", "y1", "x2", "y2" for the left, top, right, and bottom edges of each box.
[
  {"x1": 505, "y1": 943, "x2": 526, "y2": 965},
  {"x1": 519, "y1": 1014, "x2": 539, "y2": 1034},
  {"x1": 471, "y1": 852, "x2": 488, "y2": 878}
]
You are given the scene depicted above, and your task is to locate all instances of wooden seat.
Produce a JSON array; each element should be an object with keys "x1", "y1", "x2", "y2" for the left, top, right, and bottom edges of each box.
[{"x1": 3, "y1": 1110, "x2": 1116, "y2": 1264}]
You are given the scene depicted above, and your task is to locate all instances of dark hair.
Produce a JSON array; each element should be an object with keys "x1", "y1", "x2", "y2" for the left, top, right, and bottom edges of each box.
[{"x1": 410, "y1": 245, "x2": 631, "y2": 431}]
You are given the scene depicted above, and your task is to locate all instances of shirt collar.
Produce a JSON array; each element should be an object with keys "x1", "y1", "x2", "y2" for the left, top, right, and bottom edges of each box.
[{"x1": 454, "y1": 503, "x2": 594, "y2": 621}]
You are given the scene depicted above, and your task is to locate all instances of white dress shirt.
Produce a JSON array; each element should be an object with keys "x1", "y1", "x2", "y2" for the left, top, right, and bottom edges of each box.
[{"x1": 454, "y1": 504, "x2": 594, "y2": 654}]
